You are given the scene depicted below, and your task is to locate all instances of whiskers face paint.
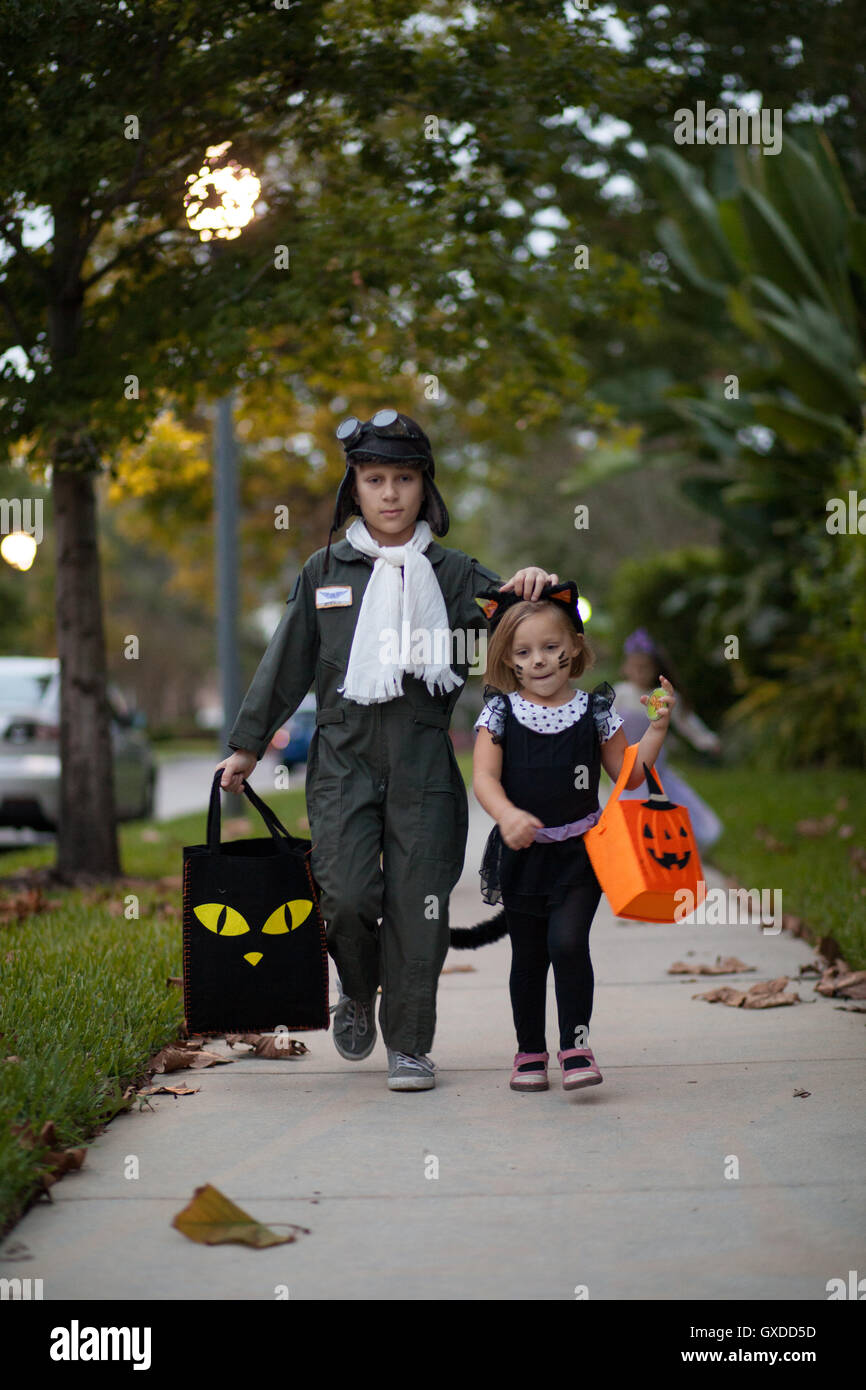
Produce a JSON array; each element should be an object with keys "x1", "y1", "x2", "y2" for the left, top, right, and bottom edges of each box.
[{"x1": 557, "y1": 649, "x2": 569, "y2": 670}]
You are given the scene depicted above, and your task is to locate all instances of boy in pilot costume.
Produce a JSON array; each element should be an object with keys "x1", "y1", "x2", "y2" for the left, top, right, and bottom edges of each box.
[{"x1": 217, "y1": 410, "x2": 557, "y2": 1089}]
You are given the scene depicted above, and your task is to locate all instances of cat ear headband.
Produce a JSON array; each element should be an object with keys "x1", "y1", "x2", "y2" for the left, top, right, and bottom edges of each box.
[{"x1": 475, "y1": 579, "x2": 584, "y2": 634}]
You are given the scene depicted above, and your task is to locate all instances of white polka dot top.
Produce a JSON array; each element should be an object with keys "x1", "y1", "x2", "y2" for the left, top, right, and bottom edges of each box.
[{"x1": 474, "y1": 688, "x2": 623, "y2": 743}]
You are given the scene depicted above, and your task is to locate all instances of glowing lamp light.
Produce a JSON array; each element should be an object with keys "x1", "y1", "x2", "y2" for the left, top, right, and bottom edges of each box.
[
  {"x1": 577, "y1": 595, "x2": 592, "y2": 624},
  {"x1": 1, "y1": 531, "x2": 38, "y2": 571},
  {"x1": 184, "y1": 141, "x2": 260, "y2": 242}
]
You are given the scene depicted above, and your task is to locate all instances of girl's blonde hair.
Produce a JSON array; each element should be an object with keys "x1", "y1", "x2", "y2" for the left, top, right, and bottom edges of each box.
[{"x1": 485, "y1": 600, "x2": 595, "y2": 692}]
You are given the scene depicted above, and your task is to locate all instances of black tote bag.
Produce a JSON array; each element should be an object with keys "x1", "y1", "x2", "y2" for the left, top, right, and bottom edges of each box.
[{"x1": 182, "y1": 770, "x2": 330, "y2": 1036}]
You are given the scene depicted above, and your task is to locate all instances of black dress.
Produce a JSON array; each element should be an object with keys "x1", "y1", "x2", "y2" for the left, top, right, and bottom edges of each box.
[{"x1": 478, "y1": 683, "x2": 616, "y2": 912}]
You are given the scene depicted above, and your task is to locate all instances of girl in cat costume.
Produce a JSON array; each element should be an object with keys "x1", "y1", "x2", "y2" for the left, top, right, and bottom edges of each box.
[{"x1": 468, "y1": 581, "x2": 675, "y2": 1093}]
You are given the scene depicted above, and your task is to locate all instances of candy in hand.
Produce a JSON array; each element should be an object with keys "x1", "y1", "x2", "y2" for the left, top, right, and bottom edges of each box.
[{"x1": 646, "y1": 687, "x2": 667, "y2": 721}]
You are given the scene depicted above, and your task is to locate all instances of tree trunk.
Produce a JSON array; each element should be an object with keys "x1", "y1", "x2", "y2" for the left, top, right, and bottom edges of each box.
[
  {"x1": 52, "y1": 455, "x2": 120, "y2": 882},
  {"x1": 48, "y1": 219, "x2": 120, "y2": 882}
]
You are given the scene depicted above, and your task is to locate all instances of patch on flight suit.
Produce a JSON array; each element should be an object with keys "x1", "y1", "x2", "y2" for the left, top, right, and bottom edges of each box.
[{"x1": 315, "y1": 585, "x2": 353, "y2": 608}]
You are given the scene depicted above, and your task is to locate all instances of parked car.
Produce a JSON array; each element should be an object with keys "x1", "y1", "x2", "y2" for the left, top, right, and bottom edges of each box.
[
  {"x1": 278, "y1": 692, "x2": 317, "y2": 771},
  {"x1": 0, "y1": 656, "x2": 157, "y2": 830}
]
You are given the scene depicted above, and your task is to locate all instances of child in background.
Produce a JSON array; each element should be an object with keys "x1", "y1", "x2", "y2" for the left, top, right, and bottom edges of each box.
[
  {"x1": 614, "y1": 628, "x2": 722, "y2": 851},
  {"x1": 472, "y1": 583, "x2": 675, "y2": 1094}
]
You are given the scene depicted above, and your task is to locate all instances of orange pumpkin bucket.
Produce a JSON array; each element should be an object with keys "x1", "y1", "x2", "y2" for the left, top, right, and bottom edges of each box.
[{"x1": 583, "y1": 743, "x2": 707, "y2": 922}]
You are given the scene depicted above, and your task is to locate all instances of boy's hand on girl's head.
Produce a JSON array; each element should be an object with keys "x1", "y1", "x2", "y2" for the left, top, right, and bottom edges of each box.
[
  {"x1": 640, "y1": 674, "x2": 676, "y2": 731},
  {"x1": 216, "y1": 750, "x2": 257, "y2": 793},
  {"x1": 499, "y1": 567, "x2": 560, "y2": 602},
  {"x1": 499, "y1": 806, "x2": 545, "y2": 850}
]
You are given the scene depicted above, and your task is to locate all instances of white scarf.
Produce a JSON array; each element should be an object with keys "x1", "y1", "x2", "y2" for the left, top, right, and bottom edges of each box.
[{"x1": 338, "y1": 517, "x2": 464, "y2": 704}]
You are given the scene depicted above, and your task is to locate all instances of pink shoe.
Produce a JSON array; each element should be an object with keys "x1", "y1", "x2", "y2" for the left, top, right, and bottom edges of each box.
[
  {"x1": 557, "y1": 1047, "x2": 603, "y2": 1091},
  {"x1": 510, "y1": 1051, "x2": 549, "y2": 1092}
]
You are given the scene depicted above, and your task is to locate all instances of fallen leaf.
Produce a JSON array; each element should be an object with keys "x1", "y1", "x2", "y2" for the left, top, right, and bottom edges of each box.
[
  {"x1": 815, "y1": 966, "x2": 866, "y2": 998},
  {"x1": 0, "y1": 887, "x2": 52, "y2": 924},
  {"x1": 743, "y1": 989, "x2": 800, "y2": 1009},
  {"x1": 694, "y1": 976, "x2": 800, "y2": 1007},
  {"x1": 150, "y1": 1046, "x2": 233, "y2": 1074},
  {"x1": 137, "y1": 1084, "x2": 200, "y2": 1096},
  {"x1": 795, "y1": 814, "x2": 836, "y2": 837},
  {"x1": 4, "y1": 1054, "x2": 20, "y2": 1063},
  {"x1": 793, "y1": 1088, "x2": 811, "y2": 1098},
  {"x1": 748, "y1": 976, "x2": 791, "y2": 997},
  {"x1": 441, "y1": 964, "x2": 477, "y2": 974},
  {"x1": 40, "y1": 1147, "x2": 87, "y2": 1187},
  {"x1": 669, "y1": 956, "x2": 754, "y2": 976},
  {"x1": 149, "y1": 1046, "x2": 197, "y2": 1073},
  {"x1": 224, "y1": 1033, "x2": 309, "y2": 1058},
  {"x1": 8, "y1": 1120, "x2": 87, "y2": 1187},
  {"x1": 187, "y1": 1049, "x2": 235, "y2": 1069},
  {"x1": 692, "y1": 986, "x2": 748, "y2": 1006},
  {"x1": 827, "y1": 971, "x2": 866, "y2": 1000},
  {"x1": 834, "y1": 1005, "x2": 866, "y2": 1014},
  {"x1": 172, "y1": 1183, "x2": 310, "y2": 1248}
]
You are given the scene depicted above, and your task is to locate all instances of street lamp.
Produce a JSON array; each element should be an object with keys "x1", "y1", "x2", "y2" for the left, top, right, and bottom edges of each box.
[
  {"x1": 1, "y1": 532, "x2": 38, "y2": 571},
  {"x1": 184, "y1": 143, "x2": 260, "y2": 756}
]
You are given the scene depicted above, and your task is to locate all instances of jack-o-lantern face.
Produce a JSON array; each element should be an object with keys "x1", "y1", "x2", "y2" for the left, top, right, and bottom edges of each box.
[{"x1": 638, "y1": 763, "x2": 694, "y2": 871}]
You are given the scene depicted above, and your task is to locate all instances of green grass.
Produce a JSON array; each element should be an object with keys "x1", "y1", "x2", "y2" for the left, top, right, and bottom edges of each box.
[
  {"x1": 682, "y1": 761, "x2": 866, "y2": 968},
  {"x1": 0, "y1": 782, "x2": 310, "y2": 1236}
]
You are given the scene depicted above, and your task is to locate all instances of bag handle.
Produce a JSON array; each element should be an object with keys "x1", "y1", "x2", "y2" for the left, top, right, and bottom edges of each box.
[
  {"x1": 206, "y1": 769, "x2": 307, "y2": 855},
  {"x1": 606, "y1": 743, "x2": 667, "y2": 808}
]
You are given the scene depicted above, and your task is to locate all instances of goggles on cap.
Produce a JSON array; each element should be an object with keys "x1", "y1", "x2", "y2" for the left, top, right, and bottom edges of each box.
[{"x1": 335, "y1": 408, "x2": 428, "y2": 451}]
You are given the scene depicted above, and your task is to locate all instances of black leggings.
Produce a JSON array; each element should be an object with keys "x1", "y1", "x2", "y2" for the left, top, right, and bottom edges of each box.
[{"x1": 505, "y1": 878, "x2": 602, "y2": 1054}]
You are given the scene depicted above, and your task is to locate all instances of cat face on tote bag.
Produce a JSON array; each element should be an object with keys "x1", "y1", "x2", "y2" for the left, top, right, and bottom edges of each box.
[{"x1": 182, "y1": 771, "x2": 330, "y2": 1035}]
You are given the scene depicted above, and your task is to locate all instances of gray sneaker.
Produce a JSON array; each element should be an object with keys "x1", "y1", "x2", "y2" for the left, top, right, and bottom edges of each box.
[
  {"x1": 330, "y1": 990, "x2": 377, "y2": 1060},
  {"x1": 386, "y1": 1047, "x2": 436, "y2": 1091}
]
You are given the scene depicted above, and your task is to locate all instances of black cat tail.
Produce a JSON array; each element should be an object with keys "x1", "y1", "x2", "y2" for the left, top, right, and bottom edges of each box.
[{"x1": 449, "y1": 910, "x2": 508, "y2": 949}]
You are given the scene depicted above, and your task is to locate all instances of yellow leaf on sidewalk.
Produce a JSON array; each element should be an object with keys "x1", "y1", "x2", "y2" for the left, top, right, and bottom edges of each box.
[{"x1": 172, "y1": 1183, "x2": 309, "y2": 1248}]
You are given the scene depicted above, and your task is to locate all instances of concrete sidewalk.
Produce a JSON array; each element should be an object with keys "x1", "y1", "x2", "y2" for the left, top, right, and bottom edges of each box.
[{"x1": 1, "y1": 793, "x2": 864, "y2": 1300}]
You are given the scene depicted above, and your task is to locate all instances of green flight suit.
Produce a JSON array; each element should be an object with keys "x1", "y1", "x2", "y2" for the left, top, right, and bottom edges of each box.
[{"x1": 227, "y1": 535, "x2": 502, "y2": 1054}]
